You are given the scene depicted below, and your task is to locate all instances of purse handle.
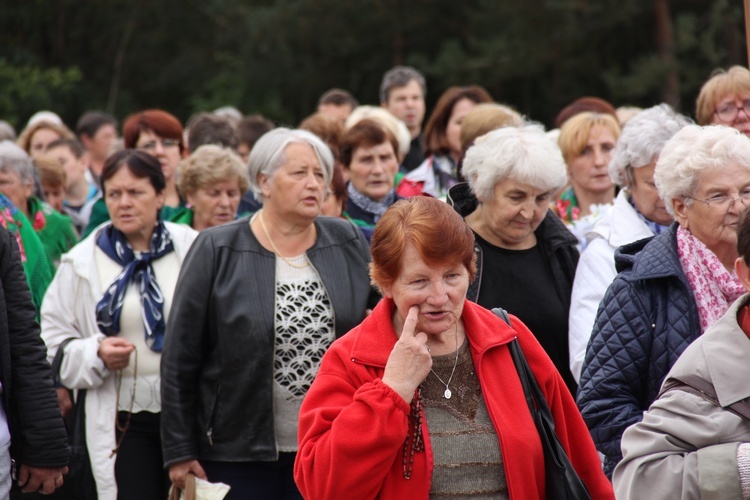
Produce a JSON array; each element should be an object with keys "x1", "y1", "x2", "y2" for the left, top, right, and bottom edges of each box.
[
  {"x1": 491, "y1": 308, "x2": 553, "y2": 425},
  {"x1": 50, "y1": 337, "x2": 77, "y2": 385}
]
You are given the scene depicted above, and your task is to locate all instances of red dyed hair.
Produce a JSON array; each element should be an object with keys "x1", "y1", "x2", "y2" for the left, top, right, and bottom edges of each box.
[
  {"x1": 123, "y1": 109, "x2": 184, "y2": 153},
  {"x1": 370, "y1": 197, "x2": 476, "y2": 291}
]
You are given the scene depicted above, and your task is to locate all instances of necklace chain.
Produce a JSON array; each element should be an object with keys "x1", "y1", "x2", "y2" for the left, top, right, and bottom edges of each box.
[
  {"x1": 429, "y1": 321, "x2": 460, "y2": 399},
  {"x1": 257, "y1": 210, "x2": 310, "y2": 269}
]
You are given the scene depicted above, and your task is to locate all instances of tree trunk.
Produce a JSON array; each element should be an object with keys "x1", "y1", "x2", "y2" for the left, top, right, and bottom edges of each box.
[{"x1": 654, "y1": 0, "x2": 679, "y2": 108}]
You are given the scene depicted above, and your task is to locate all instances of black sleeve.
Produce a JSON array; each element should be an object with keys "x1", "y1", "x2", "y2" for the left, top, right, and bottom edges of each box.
[{"x1": 2, "y1": 228, "x2": 69, "y2": 467}]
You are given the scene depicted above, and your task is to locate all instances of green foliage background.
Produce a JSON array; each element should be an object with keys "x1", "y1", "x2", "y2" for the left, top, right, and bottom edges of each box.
[{"x1": 0, "y1": 0, "x2": 745, "y2": 130}]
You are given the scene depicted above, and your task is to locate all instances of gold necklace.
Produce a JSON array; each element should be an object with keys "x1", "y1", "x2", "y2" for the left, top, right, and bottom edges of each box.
[{"x1": 257, "y1": 210, "x2": 310, "y2": 269}]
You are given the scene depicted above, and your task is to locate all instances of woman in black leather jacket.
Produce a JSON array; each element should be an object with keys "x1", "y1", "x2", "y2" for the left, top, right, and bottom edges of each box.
[{"x1": 161, "y1": 128, "x2": 379, "y2": 499}]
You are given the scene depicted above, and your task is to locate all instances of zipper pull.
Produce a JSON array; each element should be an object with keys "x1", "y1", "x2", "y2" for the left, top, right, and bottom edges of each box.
[
  {"x1": 207, "y1": 428, "x2": 213, "y2": 446},
  {"x1": 11, "y1": 459, "x2": 17, "y2": 481}
]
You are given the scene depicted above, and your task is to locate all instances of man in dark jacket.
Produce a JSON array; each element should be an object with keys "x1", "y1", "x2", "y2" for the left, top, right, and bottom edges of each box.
[{"x1": 0, "y1": 224, "x2": 69, "y2": 496}]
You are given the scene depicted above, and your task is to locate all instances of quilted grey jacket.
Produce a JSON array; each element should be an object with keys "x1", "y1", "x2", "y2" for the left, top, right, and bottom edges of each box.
[{"x1": 576, "y1": 223, "x2": 701, "y2": 477}]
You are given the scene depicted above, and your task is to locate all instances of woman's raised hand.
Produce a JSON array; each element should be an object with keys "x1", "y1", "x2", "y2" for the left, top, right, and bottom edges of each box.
[{"x1": 382, "y1": 306, "x2": 432, "y2": 403}]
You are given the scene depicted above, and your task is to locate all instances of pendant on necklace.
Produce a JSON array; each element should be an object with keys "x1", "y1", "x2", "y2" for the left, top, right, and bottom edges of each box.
[{"x1": 444, "y1": 388, "x2": 452, "y2": 399}]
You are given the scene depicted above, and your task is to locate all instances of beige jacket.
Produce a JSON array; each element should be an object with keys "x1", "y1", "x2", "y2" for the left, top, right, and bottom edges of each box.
[{"x1": 613, "y1": 294, "x2": 750, "y2": 499}]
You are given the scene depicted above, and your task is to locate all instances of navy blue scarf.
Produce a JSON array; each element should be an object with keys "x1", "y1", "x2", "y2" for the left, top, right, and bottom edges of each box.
[{"x1": 95, "y1": 222, "x2": 175, "y2": 352}]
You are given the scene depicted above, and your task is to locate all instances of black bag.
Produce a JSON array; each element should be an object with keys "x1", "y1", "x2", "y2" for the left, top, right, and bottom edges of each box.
[
  {"x1": 50, "y1": 338, "x2": 98, "y2": 500},
  {"x1": 492, "y1": 308, "x2": 590, "y2": 500}
]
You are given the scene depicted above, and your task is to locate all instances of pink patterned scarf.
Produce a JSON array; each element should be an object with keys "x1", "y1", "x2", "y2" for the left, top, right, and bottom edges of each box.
[{"x1": 676, "y1": 225, "x2": 744, "y2": 332}]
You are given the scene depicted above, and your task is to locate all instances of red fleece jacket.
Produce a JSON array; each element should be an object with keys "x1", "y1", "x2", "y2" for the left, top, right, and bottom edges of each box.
[{"x1": 295, "y1": 299, "x2": 613, "y2": 499}]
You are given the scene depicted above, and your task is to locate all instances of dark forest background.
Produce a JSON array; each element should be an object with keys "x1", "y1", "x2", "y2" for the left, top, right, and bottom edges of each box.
[{"x1": 0, "y1": 0, "x2": 745, "y2": 130}]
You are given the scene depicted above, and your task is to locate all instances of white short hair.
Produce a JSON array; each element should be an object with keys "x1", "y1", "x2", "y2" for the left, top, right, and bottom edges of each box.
[
  {"x1": 609, "y1": 104, "x2": 692, "y2": 188},
  {"x1": 462, "y1": 124, "x2": 567, "y2": 202},
  {"x1": 247, "y1": 128, "x2": 333, "y2": 203},
  {"x1": 655, "y1": 125, "x2": 750, "y2": 216},
  {"x1": 0, "y1": 140, "x2": 35, "y2": 186}
]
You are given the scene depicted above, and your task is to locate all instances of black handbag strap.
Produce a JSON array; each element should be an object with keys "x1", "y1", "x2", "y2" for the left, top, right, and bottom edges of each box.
[
  {"x1": 51, "y1": 337, "x2": 76, "y2": 385},
  {"x1": 661, "y1": 374, "x2": 750, "y2": 421},
  {"x1": 492, "y1": 308, "x2": 549, "y2": 418}
]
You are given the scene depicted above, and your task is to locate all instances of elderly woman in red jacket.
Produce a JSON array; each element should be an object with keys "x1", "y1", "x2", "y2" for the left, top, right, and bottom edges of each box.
[{"x1": 295, "y1": 196, "x2": 612, "y2": 499}]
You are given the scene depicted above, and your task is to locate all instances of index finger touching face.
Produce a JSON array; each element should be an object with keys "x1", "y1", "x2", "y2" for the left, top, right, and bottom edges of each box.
[{"x1": 402, "y1": 306, "x2": 420, "y2": 337}]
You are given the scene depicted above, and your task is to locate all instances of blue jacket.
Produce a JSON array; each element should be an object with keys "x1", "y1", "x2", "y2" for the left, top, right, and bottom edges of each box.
[{"x1": 577, "y1": 223, "x2": 701, "y2": 477}]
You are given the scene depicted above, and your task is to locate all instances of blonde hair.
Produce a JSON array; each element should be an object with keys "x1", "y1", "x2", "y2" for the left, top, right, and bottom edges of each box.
[
  {"x1": 17, "y1": 120, "x2": 75, "y2": 155},
  {"x1": 557, "y1": 112, "x2": 621, "y2": 163},
  {"x1": 459, "y1": 103, "x2": 524, "y2": 151},
  {"x1": 695, "y1": 66, "x2": 750, "y2": 125},
  {"x1": 177, "y1": 145, "x2": 249, "y2": 198}
]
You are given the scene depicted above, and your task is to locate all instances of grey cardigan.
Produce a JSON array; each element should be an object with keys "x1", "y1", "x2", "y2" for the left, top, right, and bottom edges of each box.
[
  {"x1": 614, "y1": 294, "x2": 750, "y2": 499},
  {"x1": 161, "y1": 216, "x2": 380, "y2": 467}
]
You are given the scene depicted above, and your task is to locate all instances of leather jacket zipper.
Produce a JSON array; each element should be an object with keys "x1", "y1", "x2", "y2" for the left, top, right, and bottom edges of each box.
[{"x1": 206, "y1": 384, "x2": 221, "y2": 446}]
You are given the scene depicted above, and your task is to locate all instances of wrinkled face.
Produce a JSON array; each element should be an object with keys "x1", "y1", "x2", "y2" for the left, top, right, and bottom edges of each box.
[
  {"x1": 567, "y1": 125, "x2": 616, "y2": 196},
  {"x1": 629, "y1": 161, "x2": 672, "y2": 226},
  {"x1": 260, "y1": 143, "x2": 326, "y2": 221},
  {"x1": 135, "y1": 129, "x2": 181, "y2": 183},
  {"x1": 711, "y1": 93, "x2": 750, "y2": 137},
  {"x1": 104, "y1": 166, "x2": 164, "y2": 248},
  {"x1": 381, "y1": 243, "x2": 469, "y2": 338},
  {"x1": 42, "y1": 183, "x2": 65, "y2": 212},
  {"x1": 446, "y1": 98, "x2": 477, "y2": 159},
  {"x1": 383, "y1": 80, "x2": 425, "y2": 133},
  {"x1": 29, "y1": 128, "x2": 62, "y2": 159},
  {"x1": 187, "y1": 179, "x2": 241, "y2": 231},
  {"x1": 347, "y1": 141, "x2": 398, "y2": 202},
  {"x1": 673, "y1": 163, "x2": 750, "y2": 260},
  {"x1": 480, "y1": 177, "x2": 551, "y2": 250},
  {"x1": 86, "y1": 124, "x2": 118, "y2": 161},
  {"x1": 47, "y1": 145, "x2": 88, "y2": 189},
  {"x1": 0, "y1": 170, "x2": 32, "y2": 213}
]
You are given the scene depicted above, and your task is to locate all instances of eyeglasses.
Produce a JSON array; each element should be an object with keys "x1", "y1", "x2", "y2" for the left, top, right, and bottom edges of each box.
[
  {"x1": 686, "y1": 192, "x2": 750, "y2": 211},
  {"x1": 137, "y1": 138, "x2": 180, "y2": 152},
  {"x1": 714, "y1": 99, "x2": 750, "y2": 123}
]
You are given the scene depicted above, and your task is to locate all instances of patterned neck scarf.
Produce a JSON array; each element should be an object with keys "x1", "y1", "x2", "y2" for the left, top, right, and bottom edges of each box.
[
  {"x1": 627, "y1": 195, "x2": 670, "y2": 235},
  {"x1": 96, "y1": 221, "x2": 175, "y2": 352},
  {"x1": 676, "y1": 225, "x2": 744, "y2": 332},
  {"x1": 347, "y1": 182, "x2": 395, "y2": 224}
]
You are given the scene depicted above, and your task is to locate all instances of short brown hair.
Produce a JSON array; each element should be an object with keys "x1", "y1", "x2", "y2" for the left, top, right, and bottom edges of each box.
[
  {"x1": 554, "y1": 96, "x2": 618, "y2": 128},
  {"x1": 423, "y1": 86, "x2": 493, "y2": 157},
  {"x1": 299, "y1": 112, "x2": 344, "y2": 160},
  {"x1": 123, "y1": 109, "x2": 184, "y2": 153},
  {"x1": 370, "y1": 197, "x2": 476, "y2": 292},
  {"x1": 695, "y1": 66, "x2": 750, "y2": 125},
  {"x1": 318, "y1": 88, "x2": 359, "y2": 108},
  {"x1": 340, "y1": 119, "x2": 398, "y2": 168}
]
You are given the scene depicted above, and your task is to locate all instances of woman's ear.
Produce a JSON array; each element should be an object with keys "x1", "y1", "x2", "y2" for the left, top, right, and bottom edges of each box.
[
  {"x1": 672, "y1": 197, "x2": 688, "y2": 228},
  {"x1": 258, "y1": 173, "x2": 272, "y2": 199}
]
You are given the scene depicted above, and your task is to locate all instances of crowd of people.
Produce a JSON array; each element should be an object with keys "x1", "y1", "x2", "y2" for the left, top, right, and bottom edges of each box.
[{"x1": 3, "y1": 62, "x2": 750, "y2": 499}]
